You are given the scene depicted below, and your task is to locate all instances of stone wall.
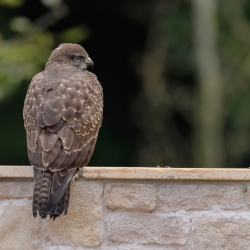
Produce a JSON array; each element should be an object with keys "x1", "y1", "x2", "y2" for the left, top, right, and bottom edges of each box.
[{"x1": 1, "y1": 166, "x2": 250, "y2": 250}]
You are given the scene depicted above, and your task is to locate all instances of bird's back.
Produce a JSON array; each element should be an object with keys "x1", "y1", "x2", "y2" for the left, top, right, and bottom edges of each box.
[{"x1": 23, "y1": 63, "x2": 103, "y2": 219}]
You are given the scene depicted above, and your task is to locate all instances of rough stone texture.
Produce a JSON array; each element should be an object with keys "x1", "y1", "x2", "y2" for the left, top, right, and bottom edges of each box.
[
  {"x1": 245, "y1": 186, "x2": 250, "y2": 206},
  {"x1": 82, "y1": 166, "x2": 250, "y2": 180},
  {"x1": 44, "y1": 181, "x2": 104, "y2": 247},
  {"x1": 158, "y1": 183, "x2": 245, "y2": 212},
  {"x1": 0, "y1": 182, "x2": 33, "y2": 198},
  {"x1": 106, "y1": 212, "x2": 190, "y2": 245},
  {"x1": 193, "y1": 213, "x2": 250, "y2": 250},
  {"x1": 104, "y1": 184, "x2": 156, "y2": 211},
  {"x1": 103, "y1": 245, "x2": 188, "y2": 250},
  {"x1": 42, "y1": 244, "x2": 185, "y2": 250},
  {"x1": 2, "y1": 167, "x2": 250, "y2": 249},
  {"x1": 0, "y1": 199, "x2": 42, "y2": 250}
]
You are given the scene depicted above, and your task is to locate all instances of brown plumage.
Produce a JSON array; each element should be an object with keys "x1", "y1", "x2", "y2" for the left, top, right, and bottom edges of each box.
[{"x1": 23, "y1": 43, "x2": 103, "y2": 220}]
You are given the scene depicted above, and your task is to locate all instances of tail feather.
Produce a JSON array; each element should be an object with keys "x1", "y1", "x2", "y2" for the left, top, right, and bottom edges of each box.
[
  {"x1": 49, "y1": 184, "x2": 70, "y2": 220},
  {"x1": 41, "y1": 168, "x2": 77, "y2": 217},
  {"x1": 39, "y1": 171, "x2": 52, "y2": 216},
  {"x1": 32, "y1": 168, "x2": 43, "y2": 217},
  {"x1": 64, "y1": 184, "x2": 70, "y2": 215},
  {"x1": 32, "y1": 168, "x2": 77, "y2": 219}
]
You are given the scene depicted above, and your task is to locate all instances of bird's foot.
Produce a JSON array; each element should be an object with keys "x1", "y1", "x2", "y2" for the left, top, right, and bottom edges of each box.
[{"x1": 71, "y1": 168, "x2": 83, "y2": 184}]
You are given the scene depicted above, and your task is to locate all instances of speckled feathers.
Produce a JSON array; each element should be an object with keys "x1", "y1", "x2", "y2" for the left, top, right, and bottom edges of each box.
[{"x1": 23, "y1": 43, "x2": 103, "y2": 219}]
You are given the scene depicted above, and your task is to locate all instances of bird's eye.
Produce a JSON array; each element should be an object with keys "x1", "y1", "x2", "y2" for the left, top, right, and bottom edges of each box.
[{"x1": 74, "y1": 56, "x2": 81, "y2": 62}]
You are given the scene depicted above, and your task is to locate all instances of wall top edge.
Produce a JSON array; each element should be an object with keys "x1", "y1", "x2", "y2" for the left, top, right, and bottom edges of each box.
[{"x1": 0, "y1": 166, "x2": 250, "y2": 181}]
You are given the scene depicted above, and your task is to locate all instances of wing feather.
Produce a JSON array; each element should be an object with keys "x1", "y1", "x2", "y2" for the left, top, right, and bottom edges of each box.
[
  {"x1": 48, "y1": 147, "x2": 67, "y2": 172},
  {"x1": 40, "y1": 131, "x2": 58, "y2": 152},
  {"x1": 24, "y1": 67, "x2": 103, "y2": 172},
  {"x1": 42, "y1": 139, "x2": 61, "y2": 166}
]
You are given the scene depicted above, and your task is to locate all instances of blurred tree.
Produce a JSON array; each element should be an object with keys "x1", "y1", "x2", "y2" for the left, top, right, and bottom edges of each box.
[
  {"x1": 1, "y1": 0, "x2": 250, "y2": 168},
  {"x1": 221, "y1": 0, "x2": 250, "y2": 167},
  {"x1": 192, "y1": 0, "x2": 224, "y2": 168},
  {"x1": 132, "y1": 0, "x2": 169, "y2": 166},
  {"x1": 132, "y1": 0, "x2": 193, "y2": 167}
]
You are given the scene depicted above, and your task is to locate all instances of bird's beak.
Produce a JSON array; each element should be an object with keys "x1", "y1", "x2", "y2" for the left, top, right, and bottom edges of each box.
[{"x1": 86, "y1": 57, "x2": 94, "y2": 67}]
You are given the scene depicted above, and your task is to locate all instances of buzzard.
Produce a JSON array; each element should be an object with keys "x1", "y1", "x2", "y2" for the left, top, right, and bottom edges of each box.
[{"x1": 23, "y1": 43, "x2": 103, "y2": 219}]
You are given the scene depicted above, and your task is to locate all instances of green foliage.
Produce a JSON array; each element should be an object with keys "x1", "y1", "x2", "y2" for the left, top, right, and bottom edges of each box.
[
  {"x1": 0, "y1": 10, "x2": 90, "y2": 101},
  {"x1": 59, "y1": 25, "x2": 90, "y2": 43},
  {"x1": 0, "y1": 32, "x2": 53, "y2": 100},
  {"x1": 165, "y1": 8, "x2": 193, "y2": 71},
  {"x1": 227, "y1": 87, "x2": 250, "y2": 129},
  {"x1": 0, "y1": 0, "x2": 25, "y2": 8}
]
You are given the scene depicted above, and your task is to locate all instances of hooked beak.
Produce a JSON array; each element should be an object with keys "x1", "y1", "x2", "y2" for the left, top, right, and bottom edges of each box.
[{"x1": 86, "y1": 57, "x2": 94, "y2": 67}]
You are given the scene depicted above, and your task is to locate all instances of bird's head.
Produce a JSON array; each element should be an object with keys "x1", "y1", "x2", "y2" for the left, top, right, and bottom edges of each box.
[{"x1": 46, "y1": 43, "x2": 94, "y2": 70}]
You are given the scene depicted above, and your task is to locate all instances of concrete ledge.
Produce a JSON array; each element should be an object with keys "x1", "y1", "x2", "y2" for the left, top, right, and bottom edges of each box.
[
  {"x1": 0, "y1": 166, "x2": 250, "y2": 180},
  {"x1": 0, "y1": 166, "x2": 33, "y2": 178},
  {"x1": 83, "y1": 167, "x2": 250, "y2": 180}
]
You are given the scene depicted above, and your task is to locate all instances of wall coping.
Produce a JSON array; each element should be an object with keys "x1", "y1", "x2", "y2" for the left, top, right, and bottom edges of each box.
[{"x1": 0, "y1": 166, "x2": 250, "y2": 180}]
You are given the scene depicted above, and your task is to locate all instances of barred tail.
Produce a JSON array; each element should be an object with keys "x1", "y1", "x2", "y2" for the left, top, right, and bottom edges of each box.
[
  {"x1": 32, "y1": 168, "x2": 43, "y2": 217},
  {"x1": 32, "y1": 168, "x2": 77, "y2": 220}
]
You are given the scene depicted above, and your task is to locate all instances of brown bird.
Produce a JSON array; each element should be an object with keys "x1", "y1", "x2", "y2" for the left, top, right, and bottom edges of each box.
[{"x1": 23, "y1": 43, "x2": 103, "y2": 220}]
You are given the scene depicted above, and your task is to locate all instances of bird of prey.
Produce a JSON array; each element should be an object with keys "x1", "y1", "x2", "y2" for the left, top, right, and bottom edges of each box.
[{"x1": 23, "y1": 43, "x2": 103, "y2": 220}]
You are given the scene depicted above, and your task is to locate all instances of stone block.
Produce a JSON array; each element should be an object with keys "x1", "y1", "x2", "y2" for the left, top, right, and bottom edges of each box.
[
  {"x1": 244, "y1": 186, "x2": 250, "y2": 206},
  {"x1": 44, "y1": 181, "x2": 104, "y2": 247},
  {"x1": 158, "y1": 183, "x2": 245, "y2": 212},
  {"x1": 193, "y1": 213, "x2": 250, "y2": 250},
  {"x1": 106, "y1": 212, "x2": 190, "y2": 246},
  {"x1": 0, "y1": 199, "x2": 42, "y2": 250},
  {"x1": 104, "y1": 245, "x2": 189, "y2": 250},
  {"x1": 104, "y1": 184, "x2": 156, "y2": 211},
  {"x1": 0, "y1": 182, "x2": 33, "y2": 199}
]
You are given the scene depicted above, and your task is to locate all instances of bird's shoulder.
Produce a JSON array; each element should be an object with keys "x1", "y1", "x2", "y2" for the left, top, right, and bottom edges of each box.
[{"x1": 24, "y1": 67, "x2": 103, "y2": 153}]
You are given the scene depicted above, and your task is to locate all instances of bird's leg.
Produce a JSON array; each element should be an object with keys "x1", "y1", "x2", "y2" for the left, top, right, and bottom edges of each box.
[
  {"x1": 71, "y1": 173, "x2": 78, "y2": 184},
  {"x1": 71, "y1": 168, "x2": 83, "y2": 184}
]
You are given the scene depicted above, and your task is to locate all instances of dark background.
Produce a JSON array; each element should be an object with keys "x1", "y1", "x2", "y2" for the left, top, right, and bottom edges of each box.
[{"x1": 1, "y1": 0, "x2": 250, "y2": 168}]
